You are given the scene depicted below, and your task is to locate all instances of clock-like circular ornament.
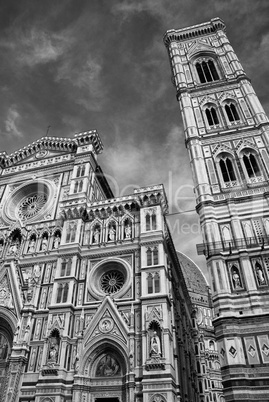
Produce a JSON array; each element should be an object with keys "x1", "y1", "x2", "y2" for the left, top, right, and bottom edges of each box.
[{"x1": 3, "y1": 179, "x2": 55, "y2": 223}]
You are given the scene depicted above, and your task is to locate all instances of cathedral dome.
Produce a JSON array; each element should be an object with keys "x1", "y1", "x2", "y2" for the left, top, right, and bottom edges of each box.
[{"x1": 176, "y1": 251, "x2": 209, "y2": 298}]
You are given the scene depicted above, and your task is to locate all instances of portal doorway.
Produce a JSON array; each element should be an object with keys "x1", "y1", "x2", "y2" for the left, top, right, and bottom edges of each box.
[{"x1": 95, "y1": 399, "x2": 119, "y2": 402}]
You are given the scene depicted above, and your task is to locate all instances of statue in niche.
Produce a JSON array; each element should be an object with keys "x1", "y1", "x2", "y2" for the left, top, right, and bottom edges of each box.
[
  {"x1": 256, "y1": 264, "x2": 266, "y2": 285},
  {"x1": 108, "y1": 226, "x2": 116, "y2": 241},
  {"x1": 232, "y1": 267, "x2": 242, "y2": 289},
  {"x1": 96, "y1": 354, "x2": 120, "y2": 377},
  {"x1": 28, "y1": 238, "x2": 36, "y2": 253},
  {"x1": 93, "y1": 228, "x2": 100, "y2": 243},
  {"x1": 150, "y1": 331, "x2": 161, "y2": 357},
  {"x1": 9, "y1": 238, "x2": 20, "y2": 255},
  {"x1": 0, "y1": 334, "x2": 9, "y2": 359},
  {"x1": 125, "y1": 223, "x2": 132, "y2": 239},
  {"x1": 41, "y1": 236, "x2": 48, "y2": 251},
  {"x1": 48, "y1": 336, "x2": 59, "y2": 363},
  {"x1": 53, "y1": 234, "x2": 60, "y2": 249},
  {"x1": 73, "y1": 353, "x2": 80, "y2": 373}
]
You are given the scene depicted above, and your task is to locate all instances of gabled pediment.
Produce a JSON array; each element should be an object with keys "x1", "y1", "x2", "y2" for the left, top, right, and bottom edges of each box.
[
  {"x1": 0, "y1": 262, "x2": 23, "y2": 319},
  {"x1": 188, "y1": 39, "x2": 214, "y2": 57},
  {"x1": 235, "y1": 138, "x2": 256, "y2": 152},
  {"x1": 200, "y1": 95, "x2": 216, "y2": 106},
  {"x1": 2, "y1": 136, "x2": 77, "y2": 169},
  {"x1": 212, "y1": 142, "x2": 232, "y2": 156},
  {"x1": 1, "y1": 131, "x2": 103, "y2": 169},
  {"x1": 83, "y1": 296, "x2": 129, "y2": 348},
  {"x1": 14, "y1": 149, "x2": 71, "y2": 165}
]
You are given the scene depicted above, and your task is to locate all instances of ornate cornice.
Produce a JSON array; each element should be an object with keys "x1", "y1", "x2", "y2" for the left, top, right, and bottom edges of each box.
[{"x1": 163, "y1": 17, "x2": 225, "y2": 47}]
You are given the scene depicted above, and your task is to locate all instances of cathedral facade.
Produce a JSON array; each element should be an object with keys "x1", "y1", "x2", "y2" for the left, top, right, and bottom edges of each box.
[
  {"x1": 164, "y1": 17, "x2": 269, "y2": 402},
  {"x1": 0, "y1": 130, "x2": 221, "y2": 402}
]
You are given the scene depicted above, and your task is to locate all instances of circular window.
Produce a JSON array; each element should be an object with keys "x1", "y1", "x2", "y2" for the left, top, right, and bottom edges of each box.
[
  {"x1": 3, "y1": 180, "x2": 55, "y2": 223},
  {"x1": 100, "y1": 270, "x2": 124, "y2": 294},
  {"x1": 87, "y1": 258, "x2": 131, "y2": 299},
  {"x1": 18, "y1": 194, "x2": 48, "y2": 220}
]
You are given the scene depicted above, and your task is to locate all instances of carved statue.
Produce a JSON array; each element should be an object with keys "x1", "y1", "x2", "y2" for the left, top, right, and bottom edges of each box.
[
  {"x1": 0, "y1": 334, "x2": 8, "y2": 359},
  {"x1": 125, "y1": 224, "x2": 132, "y2": 239},
  {"x1": 53, "y1": 234, "x2": 60, "y2": 249},
  {"x1": 232, "y1": 268, "x2": 242, "y2": 289},
  {"x1": 74, "y1": 353, "x2": 79, "y2": 373},
  {"x1": 41, "y1": 237, "x2": 48, "y2": 251},
  {"x1": 108, "y1": 226, "x2": 116, "y2": 241},
  {"x1": 28, "y1": 239, "x2": 36, "y2": 253},
  {"x1": 256, "y1": 265, "x2": 266, "y2": 285},
  {"x1": 150, "y1": 331, "x2": 161, "y2": 356},
  {"x1": 9, "y1": 238, "x2": 20, "y2": 255},
  {"x1": 93, "y1": 228, "x2": 100, "y2": 243},
  {"x1": 48, "y1": 337, "x2": 59, "y2": 363}
]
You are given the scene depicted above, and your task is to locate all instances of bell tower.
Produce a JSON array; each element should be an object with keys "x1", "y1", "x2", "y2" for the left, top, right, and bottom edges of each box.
[{"x1": 164, "y1": 18, "x2": 269, "y2": 401}]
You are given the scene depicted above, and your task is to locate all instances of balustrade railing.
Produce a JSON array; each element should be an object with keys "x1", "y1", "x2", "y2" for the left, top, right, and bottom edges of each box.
[{"x1": 197, "y1": 235, "x2": 269, "y2": 257}]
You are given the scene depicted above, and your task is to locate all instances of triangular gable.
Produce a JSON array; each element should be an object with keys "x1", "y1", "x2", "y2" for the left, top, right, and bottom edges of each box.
[
  {"x1": 235, "y1": 138, "x2": 256, "y2": 152},
  {"x1": 188, "y1": 39, "x2": 214, "y2": 57},
  {"x1": 3, "y1": 136, "x2": 76, "y2": 169},
  {"x1": 199, "y1": 95, "x2": 216, "y2": 107},
  {"x1": 14, "y1": 149, "x2": 72, "y2": 165},
  {"x1": 2, "y1": 131, "x2": 102, "y2": 169},
  {"x1": 0, "y1": 262, "x2": 23, "y2": 318},
  {"x1": 212, "y1": 142, "x2": 232, "y2": 156},
  {"x1": 83, "y1": 296, "x2": 128, "y2": 348},
  {"x1": 218, "y1": 91, "x2": 236, "y2": 103}
]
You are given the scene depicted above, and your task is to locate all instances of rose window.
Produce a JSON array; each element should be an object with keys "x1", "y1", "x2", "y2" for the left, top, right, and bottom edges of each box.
[
  {"x1": 100, "y1": 270, "x2": 124, "y2": 294},
  {"x1": 18, "y1": 194, "x2": 48, "y2": 220},
  {"x1": 3, "y1": 180, "x2": 54, "y2": 223}
]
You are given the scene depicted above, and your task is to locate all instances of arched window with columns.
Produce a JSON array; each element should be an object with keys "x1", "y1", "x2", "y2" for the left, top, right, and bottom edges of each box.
[
  {"x1": 195, "y1": 59, "x2": 220, "y2": 83},
  {"x1": 224, "y1": 102, "x2": 240, "y2": 122},
  {"x1": 219, "y1": 156, "x2": 236, "y2": 184},
  {"x1": 205, "y1": 106, "x2": 219, "y2": 126},
  {"x1": 242, "y1": 152, "x2": 262, "y2": 179}
]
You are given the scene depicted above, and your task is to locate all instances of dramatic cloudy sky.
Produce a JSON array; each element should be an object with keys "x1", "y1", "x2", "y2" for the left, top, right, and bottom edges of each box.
[{"x1": 0, "y1": 0, "x2": 268, "y2": 278}]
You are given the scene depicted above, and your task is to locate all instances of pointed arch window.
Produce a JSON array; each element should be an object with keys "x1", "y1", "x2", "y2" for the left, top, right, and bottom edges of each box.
[
  {"x1": 76, "y1": 164, "x2": 85, "y2": 177},
  {"x1": 205, "y1": 107, "x2": 219, "y2": 126},
  {"x1": 148, "y1": 273, "x2": 153, "y2": 293},
  {"x1": 60, "y1": 259, "x2": 72, "y2": 276},
  {"x1": 56, "y1": 284, "x2": 63, "y2": 303},
  {"x1": 57, "y1": 283, "x2": 69, "y2": 303},
  {"x1": 145, "y1": 211, "x2": 157, "y2": 231},
  {"x1": 243, "y1": 153, "x2": 261, "y2": 178},
  {"x1": 196, "y1": 60, "x2": 219, "y2": 83},
  {"x1": 225, "y1": 103, "x2": 240, "y2": 122},
  {"x1": 153, "y1": 247, "x2": 159, "y2": 265},
  {"x1": 147, "y1": 272, "x2": 160, "y2": 294},
  {"x1": 66, "y1": 221, "x2": 77, "y2": 243},
  {"x1": 220, "y1": 157, "x2": 236, "y2": 182},
  {"x1": 146, "y1": 247, "x2": 159, "y2": 266}
]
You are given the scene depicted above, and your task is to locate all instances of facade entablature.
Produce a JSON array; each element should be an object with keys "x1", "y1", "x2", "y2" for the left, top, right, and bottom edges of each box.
[
  {"x1": 2, "y1": 153, "x2": 74, "y2": 176},
  {"x1": 139, "y1": 235, "x2": 164, "y2": 246}
]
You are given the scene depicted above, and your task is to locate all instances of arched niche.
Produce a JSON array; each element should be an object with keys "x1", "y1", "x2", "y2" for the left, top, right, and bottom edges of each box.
[
  {"x1": 83, "y1": 341, "x2": 127, "y2": 378},
  {"x1": 0, "y1": 316, "x2": 14, "y2": 396}
]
